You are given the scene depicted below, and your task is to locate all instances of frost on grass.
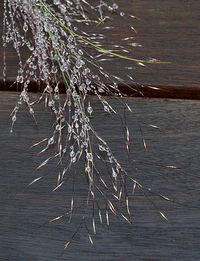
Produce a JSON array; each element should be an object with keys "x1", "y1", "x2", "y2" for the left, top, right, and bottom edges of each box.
[{"x1": 3, "y1": 0, "x2": 171, "y2": 247}]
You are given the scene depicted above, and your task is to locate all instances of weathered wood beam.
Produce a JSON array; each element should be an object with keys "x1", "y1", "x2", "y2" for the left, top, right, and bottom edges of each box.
[{"x1": 1, "y1": 80, "x2": 200, "y2": 100}]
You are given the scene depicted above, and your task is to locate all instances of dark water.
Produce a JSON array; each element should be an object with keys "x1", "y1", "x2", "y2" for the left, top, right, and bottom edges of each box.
[
  {"x1": 0, "y1": 1, "x2": 200, "y2": 88},
  {"x1": 0, "y1": 92, "x2": 200, "y2": 260}
]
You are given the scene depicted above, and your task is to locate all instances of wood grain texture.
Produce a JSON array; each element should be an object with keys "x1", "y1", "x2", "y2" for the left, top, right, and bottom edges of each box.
[
  {"x1": 0, "y1": 1, "x2": 200, "y2": 89},
  {"x1": 0, "y1": 92, "x2": 200, "y2": 260}
]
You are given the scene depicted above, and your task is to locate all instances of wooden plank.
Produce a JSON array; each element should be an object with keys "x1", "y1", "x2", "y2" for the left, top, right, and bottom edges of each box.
[
  {"x1": 0, "y1": 1, "x2": 200, "y2": 92},
  {"x1": 0, "y1": 92, "x2": 200, "y2": 260}
]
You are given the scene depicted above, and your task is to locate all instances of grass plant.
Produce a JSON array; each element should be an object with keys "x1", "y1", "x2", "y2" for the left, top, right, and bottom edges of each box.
[{"x1": 3, "y1": 0, "x2": 173, "y2": 250}]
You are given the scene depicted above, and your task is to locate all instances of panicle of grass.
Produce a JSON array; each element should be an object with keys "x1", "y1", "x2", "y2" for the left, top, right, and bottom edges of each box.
[{"x1": 4, "y1": 0, "x2": 173, "y2": 247}]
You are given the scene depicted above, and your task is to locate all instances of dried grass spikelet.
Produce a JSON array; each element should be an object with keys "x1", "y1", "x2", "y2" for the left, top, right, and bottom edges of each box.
[{"x1": 4, "y1": 0, "x2": 173, "y2": 249}]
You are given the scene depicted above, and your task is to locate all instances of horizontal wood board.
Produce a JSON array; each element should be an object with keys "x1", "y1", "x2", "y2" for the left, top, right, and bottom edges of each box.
[
  {"x1": 0, "y1": 1, "x2": 200, "y2": 89},
  {"x1": 0, "y1": 92, "x2": 200, "y2": 260}
]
